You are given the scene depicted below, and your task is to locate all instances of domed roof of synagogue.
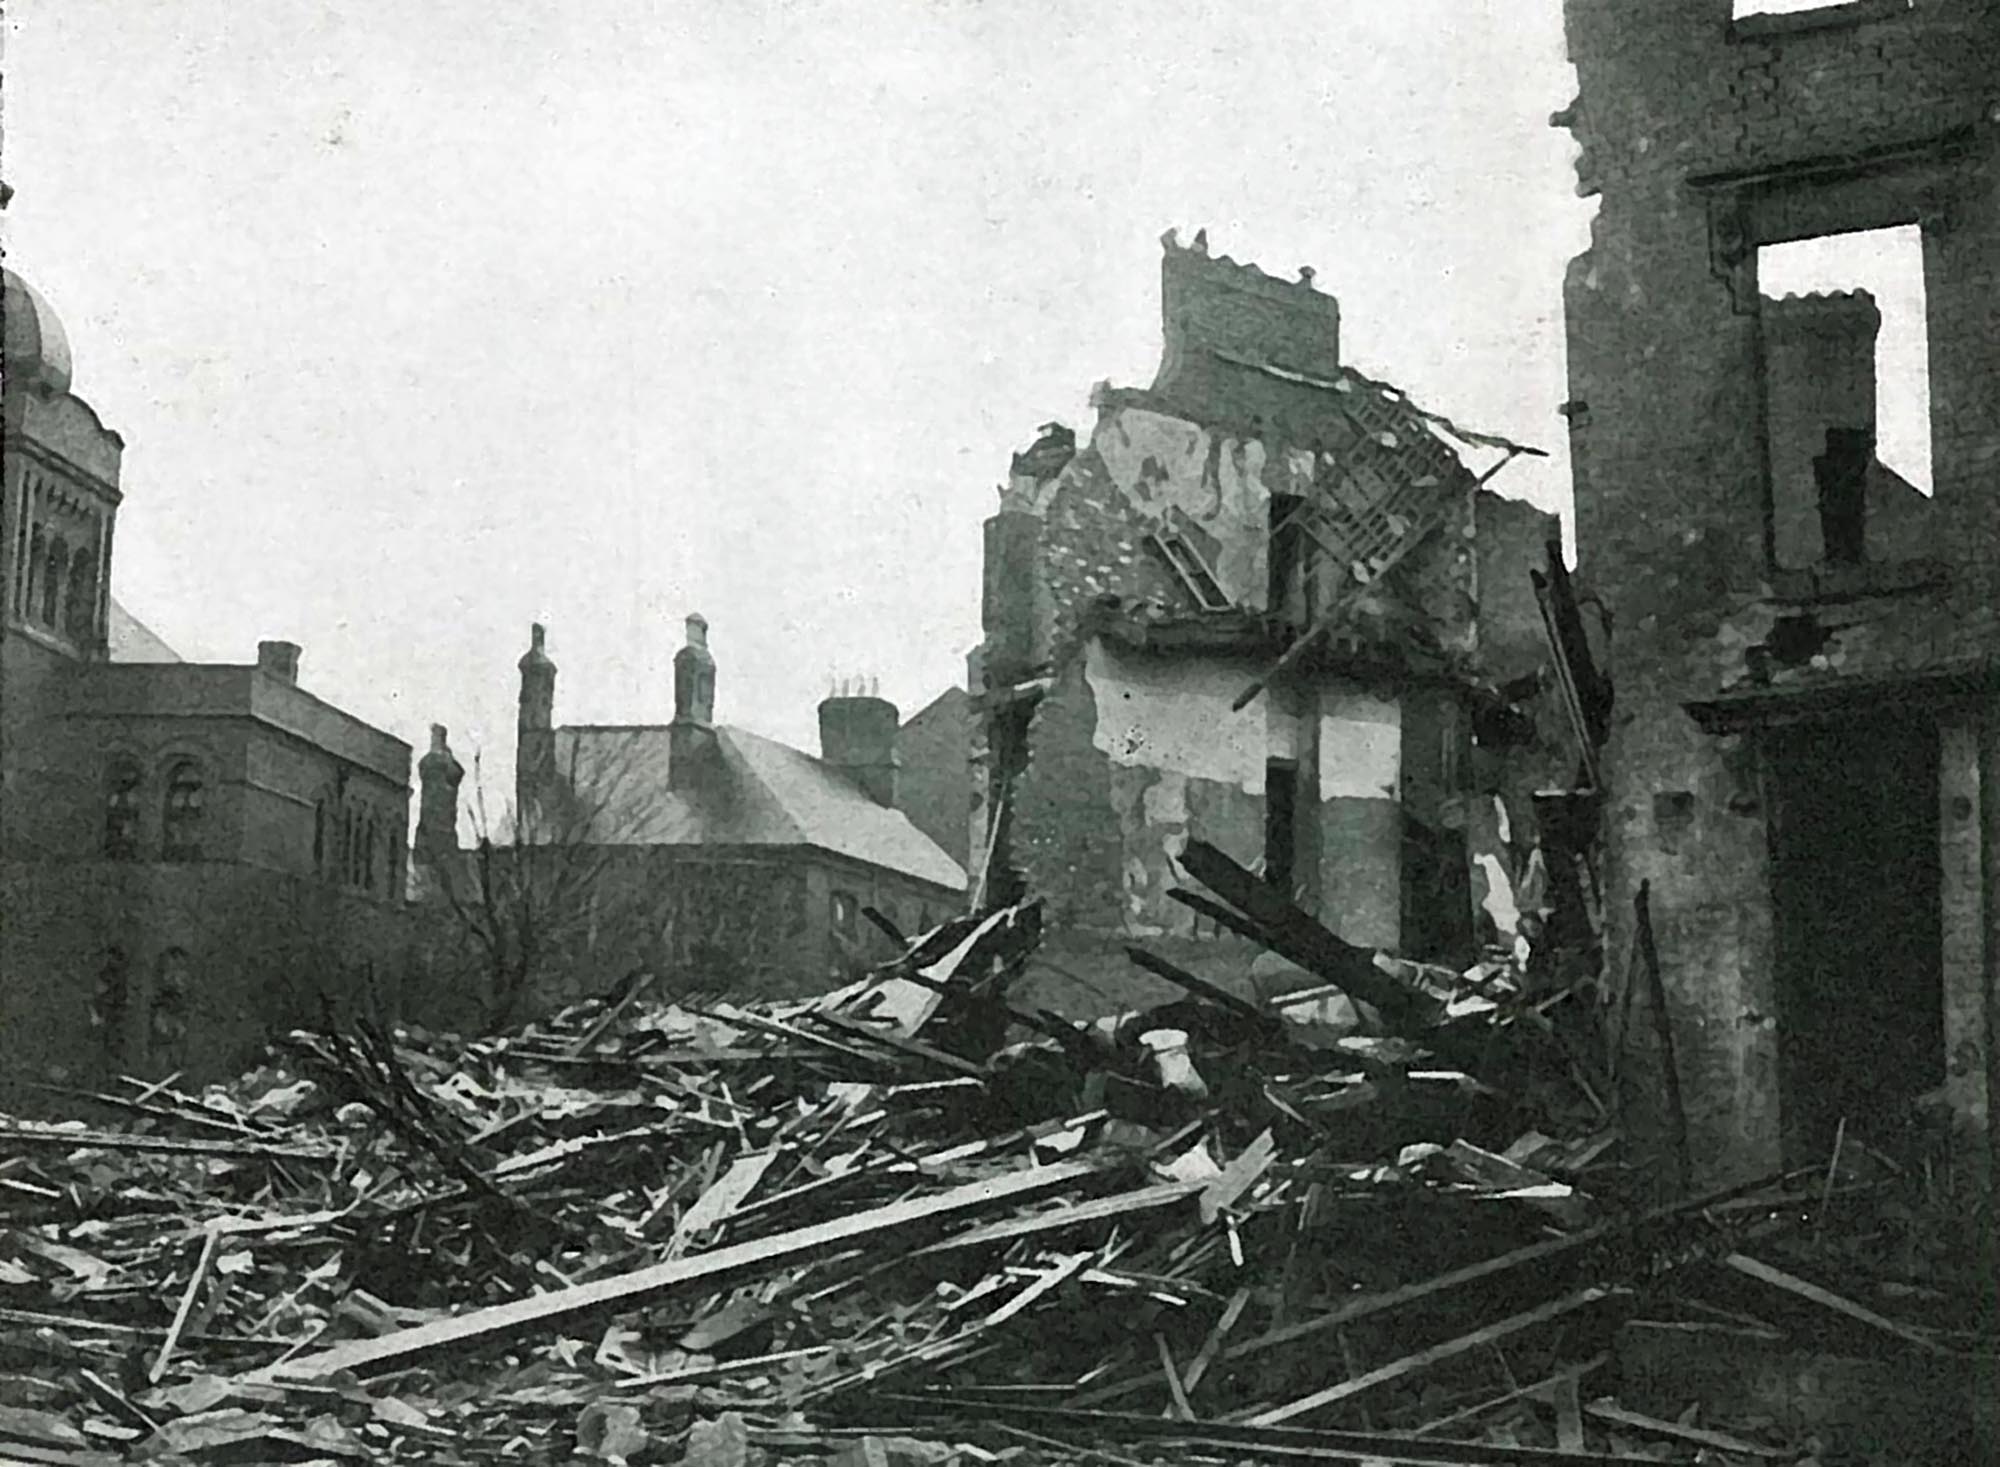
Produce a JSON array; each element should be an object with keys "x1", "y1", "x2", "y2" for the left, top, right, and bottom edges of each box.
[{"x1": 2, "y1": 267, "x2": 75, "y2": 397}]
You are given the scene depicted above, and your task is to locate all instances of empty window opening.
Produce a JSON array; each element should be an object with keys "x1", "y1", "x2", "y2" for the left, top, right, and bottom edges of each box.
[
  {"x1": 1767, "y1": 712, "x2": 1941, "y2": 1164},
  {"x1": 1759, "y1": 226, "x2": 1930, "y2": 570},
  {"x1": 1264, "y1": 759, "x2": 1300, "y2": 895}
]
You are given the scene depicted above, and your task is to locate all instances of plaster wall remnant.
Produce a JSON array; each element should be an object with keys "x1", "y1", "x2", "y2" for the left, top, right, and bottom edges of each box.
[
  {"x1": 1085, "y1": 642, "x2": 1269, "y2": 793},
  {"x1": 1317, "y1": 688, "x2": 1401, "y2": 802},
  {"x1": 1558, "y1": 0, "x2": 2000, "y2": 1189}
]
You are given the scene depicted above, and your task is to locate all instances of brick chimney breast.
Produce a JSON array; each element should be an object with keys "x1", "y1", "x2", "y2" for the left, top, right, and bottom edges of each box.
[
  {"x1": 257, "y1": 640, "x2": 301, "y2": 683},
  {"x1": 416, "y1": 723, "x2": 463, "y2": 859},
  {"x1": 669, "y1": 613, "x2": 718, "y2": 791},
  {"x1": 819, "y1": 682, "x2": 900, "y2": 807}
]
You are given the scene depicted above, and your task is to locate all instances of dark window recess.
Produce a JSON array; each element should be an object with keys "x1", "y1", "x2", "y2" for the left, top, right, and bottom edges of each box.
[
  {"x1": 40, "y1": 537, "x2": 65, "y2": 626},
  {"x1": 104, "y1": 761, "x2": 142, "y2": 859},
  {"x1": 313, "y1": 800, "x2": 327, "y2": 873},
  {"x1": 162, "y1": 762, "x2": 205, "y2": 862},
  {"x1": 150, "y1": 948, "x2": 191, "y2": 1072},
  {"x1": 91, "y1": 947, "x2": 130, "y2": 1057},
  {"x1": 1815, "y1": 428, "x2": 1873, "y2": 565},
  {"x1": 1269, "y1": 494, "x2": 1305, "y2": 620},
  {"x1": 1401, "y1": 816, "x2": 1475, "y2": 966},
  {"x1": 1264, "y1": 759, "x2": 1299, "y2": 895},
  {"x1": 831, "y1": 890, "x2": 860, "y2": 938}
]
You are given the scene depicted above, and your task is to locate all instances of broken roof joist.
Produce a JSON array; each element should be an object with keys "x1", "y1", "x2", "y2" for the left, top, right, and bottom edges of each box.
[{"x1": 249, "y1": 1158, "x2": 1101, "y2": 1381}]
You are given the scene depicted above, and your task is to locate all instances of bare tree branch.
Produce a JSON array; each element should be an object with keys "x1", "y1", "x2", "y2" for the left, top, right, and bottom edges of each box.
[{"x1": 423, "y1": 731, "x2": 664, "y2": 1031}]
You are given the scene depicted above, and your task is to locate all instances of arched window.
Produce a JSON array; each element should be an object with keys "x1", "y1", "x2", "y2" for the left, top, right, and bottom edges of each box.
[
  {"x1": 91, "y1": 946, "x2": 130, "y2": 1063},
  {"x1": 104, "y1": 759, "x2": 142, "y2": 859},
  {"x1": 161, "y1": 761, "x2": 205, "y2": 861},
  {"x1": 64, "y1": 546, "x2": 98, "y2": 644},
  {"x1": 361, "y1": 814, "x2": 375, "y2": 891},
  {"x1": 40, "y1": 535, "x2": 66, "y2": 626},
  {"x1": 23, "y1": 525, "x2": 45, "y2": 621},
  {"x1": 312, "y1": 798, "x2": 327, "y2": 874},
  {"x1": 149, "y1": 948, "x2": 190, "y2": 1072}
]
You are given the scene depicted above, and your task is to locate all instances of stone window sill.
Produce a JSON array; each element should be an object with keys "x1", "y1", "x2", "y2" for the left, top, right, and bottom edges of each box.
[
  {"x1": 1768, "y1": 556, "x2": 1946, "y2": 605},
  {"x1": 1730, "y1": 0, "x2": 1910, "y2": 42}
]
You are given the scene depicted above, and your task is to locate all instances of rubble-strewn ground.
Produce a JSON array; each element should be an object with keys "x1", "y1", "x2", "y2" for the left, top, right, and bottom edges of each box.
[{"x1": 2, "y1": 845, "x2": 1989, "y2": 1466}]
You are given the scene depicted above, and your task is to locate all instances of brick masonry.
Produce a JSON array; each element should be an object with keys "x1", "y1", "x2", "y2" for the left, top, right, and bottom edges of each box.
[{"x1": 1559, "y1": 0, "x2": 2000, "y2": 1184}]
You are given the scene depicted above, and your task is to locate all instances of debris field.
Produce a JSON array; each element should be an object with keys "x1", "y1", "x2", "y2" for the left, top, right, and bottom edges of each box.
[{"x1": 1, "y1": 842, "x2": 1988, "y2": 1467}]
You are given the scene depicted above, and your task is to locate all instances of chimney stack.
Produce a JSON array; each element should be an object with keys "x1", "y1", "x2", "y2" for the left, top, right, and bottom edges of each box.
[
  {"x1": 517, "y1": 622, "x2": 555, "y2": 731},
  {"x1": 669, "y1": 613, "x2": 718, "y2": 790},
  {"x1": 517, "y1": 622, "x2": 557, "y2": 820},
  {"x1": 257, "y1": 640, "x2": 301, "y2": 684},
  {"x1": 416, "y1": 724, "x2": 463, "y2": 862},
  {"x1": 819, "y1": 678, "x2": 900, "y2": 807}
]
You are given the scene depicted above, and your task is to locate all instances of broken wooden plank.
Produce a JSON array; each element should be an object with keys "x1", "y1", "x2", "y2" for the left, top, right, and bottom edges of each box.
[
  {"x1": 1123, "y1": 947, "x2": 1269, "y2": 1024},
  {"x1": 1155, "y1": 1334, "x2": 1195, "y2": 1420},
  {"x1": 872, "y1": 1396, "x2": 1652, "y2": 1467},
  {"x1": 918, "y1": 1180, "x2": 1203, "y2": 1257},
  {"x1": 1174, "y1": 841, "x2": 1441, "y2": 1035},
  {"x1": 1181, "y1": 1287, "x2": 1251, "y2": 1397},
  {"x1": 1199, "y1": 1129, "x2": 1276, "y2": 1226},
  {"x1": 807, "y1": 1010, "x2": 988, "y2": 1079},
  {"x1": 251, "y1": 1158, "x2": 1100, "y2": 1380},
  {"x1": 1411, "y1": 1352, "x2": 1610, "y2": 1438},
  {"x1": 1584, "y1": 1400, "x2": 1786, "y2": 1458},
  {"x1": 1722, "y1": 1252, "x2": 1945, "y2": 1355},
  {"x1": 149, "y1": 1226, "x2": 222, "y2": 1383},
  {"x1": 665, "y1": 1149, "x2": 779, "y2": 1260},
  {"x1": 1245, "y1": 1287, "x2": 1614, "y2": 1426},
  {"x1": 0, "y1": 1124, "x2": 330, "y2": 1162}
]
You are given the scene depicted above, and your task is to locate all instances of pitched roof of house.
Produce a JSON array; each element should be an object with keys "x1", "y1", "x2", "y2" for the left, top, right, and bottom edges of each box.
[{"x1": 541, "y1": 723, "x2": 966, "y2": 892}]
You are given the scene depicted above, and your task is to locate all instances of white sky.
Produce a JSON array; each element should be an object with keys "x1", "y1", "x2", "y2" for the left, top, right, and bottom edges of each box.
[{"x1": 6, "y1": 0, "x2": 1599, "y2": 814}]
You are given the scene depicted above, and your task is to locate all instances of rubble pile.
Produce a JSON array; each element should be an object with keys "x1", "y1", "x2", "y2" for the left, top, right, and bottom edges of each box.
[{"x1": 1, "y1": 842, "x2": 1986, "y2": 1466}]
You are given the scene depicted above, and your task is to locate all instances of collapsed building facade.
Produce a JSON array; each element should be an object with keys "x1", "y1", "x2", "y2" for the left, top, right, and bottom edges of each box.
[
  {"x1": 1558, "y1": 0, "x2": 2000, "y2": 1183},
  {"x1": 973, "y1": 236, "x2": 1569, "y2": 1015}
]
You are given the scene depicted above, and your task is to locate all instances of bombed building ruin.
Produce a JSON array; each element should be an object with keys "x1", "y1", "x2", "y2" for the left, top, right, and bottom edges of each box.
[
  {"x1": 1558, "y1": 0, "x2": 2000, "y2": 1184},
  {"x1": 971, "y1": 235, "x2": 1572, "y2": 1015}
]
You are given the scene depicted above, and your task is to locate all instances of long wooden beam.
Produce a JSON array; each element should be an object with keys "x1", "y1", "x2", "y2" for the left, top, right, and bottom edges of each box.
[{"x1": 249, "y1": 1159, "x2": 1100, "y2": 1381}]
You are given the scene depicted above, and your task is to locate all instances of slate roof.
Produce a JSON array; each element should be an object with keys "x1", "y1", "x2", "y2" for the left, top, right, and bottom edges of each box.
[{"x1": 540, "y1": 724, "x2": 966, "y2": 892}]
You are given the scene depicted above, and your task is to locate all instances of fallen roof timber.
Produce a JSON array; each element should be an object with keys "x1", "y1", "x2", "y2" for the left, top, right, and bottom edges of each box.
[
  {"x1": 856, "y1": 1397, "x2": 1656, "y2": 1467},
  {"x1": 250, "y1": 1158, "x2": 1101, "y2": 1380}
]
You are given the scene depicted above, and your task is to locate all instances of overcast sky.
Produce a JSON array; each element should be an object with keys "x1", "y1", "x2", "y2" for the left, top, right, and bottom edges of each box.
[{"x1": 4, "y1": 1, "x2": 1925, "y2": 822}]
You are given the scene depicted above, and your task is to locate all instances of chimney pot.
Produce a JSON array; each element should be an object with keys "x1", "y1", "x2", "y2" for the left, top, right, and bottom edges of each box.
[{"x1": 257, "y1": 640, "x2": 301, "y2": 683}]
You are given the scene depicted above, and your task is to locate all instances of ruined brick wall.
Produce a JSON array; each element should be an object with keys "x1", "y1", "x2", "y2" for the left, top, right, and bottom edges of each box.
[{"x1": 1560, "y1": 0, "x2": 2000, "y2": 1186}]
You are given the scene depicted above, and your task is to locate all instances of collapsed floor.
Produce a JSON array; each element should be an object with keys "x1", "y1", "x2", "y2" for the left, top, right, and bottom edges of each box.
[{"x1": 0, "y1": 842, "x2": 1992, "y2": 1467}]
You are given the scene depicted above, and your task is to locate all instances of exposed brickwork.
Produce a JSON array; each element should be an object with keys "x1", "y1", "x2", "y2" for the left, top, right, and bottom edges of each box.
[
  {"x1": 1560, "y1": 0, "x2": 2000, "y2": 1185},
  {"x1": 1010, "y1": 658, "x2": 1128, "y2": 933}
]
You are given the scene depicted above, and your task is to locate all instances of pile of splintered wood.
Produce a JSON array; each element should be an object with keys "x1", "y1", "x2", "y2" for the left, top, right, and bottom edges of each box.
[{"x1": 0, "y1": 842, "x2": 1984, "y2": 1467}]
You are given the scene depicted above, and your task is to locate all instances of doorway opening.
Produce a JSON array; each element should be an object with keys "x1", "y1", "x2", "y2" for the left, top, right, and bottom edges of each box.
[{"x1": 1766, "y1": 711, "x2": 1941, "y2": 1163}]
